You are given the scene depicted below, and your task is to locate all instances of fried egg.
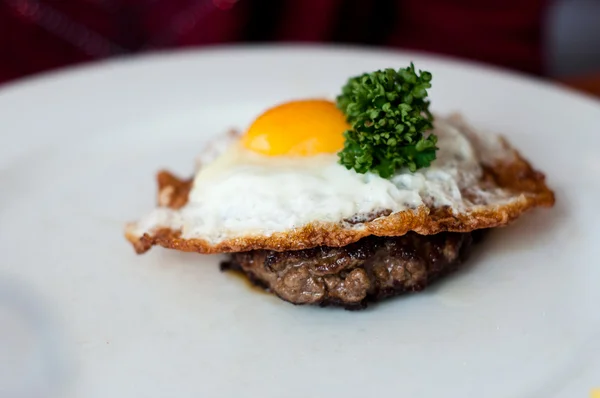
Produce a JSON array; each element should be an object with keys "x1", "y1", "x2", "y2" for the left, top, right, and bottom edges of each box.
[{"x1": 126, "y1": 100, "x2": 554, "y2": 254}]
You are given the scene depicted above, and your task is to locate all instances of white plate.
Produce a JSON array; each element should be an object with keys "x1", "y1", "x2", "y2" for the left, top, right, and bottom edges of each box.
[{"x1": 1, "y1": 46, "x2": 599, "y2": 398}]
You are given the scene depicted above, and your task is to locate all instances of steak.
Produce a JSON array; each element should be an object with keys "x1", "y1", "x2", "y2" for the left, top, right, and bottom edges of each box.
[{"x1": 221, "y1": 231, "x2": 480, "y2": 310}]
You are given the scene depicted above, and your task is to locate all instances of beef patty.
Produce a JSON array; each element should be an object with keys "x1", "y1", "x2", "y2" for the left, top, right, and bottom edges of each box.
[{"x1": 221, "y1": 231, "x2": 480, "y2": 310}]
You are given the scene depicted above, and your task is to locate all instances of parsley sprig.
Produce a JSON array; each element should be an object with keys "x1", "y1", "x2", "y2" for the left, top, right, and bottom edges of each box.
[{"x1": 336, "y1": 64, "x2": 437, "y2": 178}]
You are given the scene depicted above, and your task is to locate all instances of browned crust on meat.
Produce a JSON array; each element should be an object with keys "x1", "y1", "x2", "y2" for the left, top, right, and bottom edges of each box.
[
  {"x1": 221, "y1": 231, "x2": 477, "y2": 309},
  {"x1": 125, "y1": 143, "x2": 554, "y2": 254}
]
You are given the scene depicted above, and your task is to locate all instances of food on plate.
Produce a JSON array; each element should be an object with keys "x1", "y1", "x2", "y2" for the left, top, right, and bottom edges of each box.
[
  {"x1": 221, "y1": 231, "x2": 480, "y2": 308},
  {"x1": 125, "y1": 64, "x2": 554, "y2": 308}
]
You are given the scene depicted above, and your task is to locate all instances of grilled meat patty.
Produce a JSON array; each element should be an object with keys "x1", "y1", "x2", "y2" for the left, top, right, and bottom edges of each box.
[{"x1": 221, "y1": 231, "x2": 480, "y2": 309}]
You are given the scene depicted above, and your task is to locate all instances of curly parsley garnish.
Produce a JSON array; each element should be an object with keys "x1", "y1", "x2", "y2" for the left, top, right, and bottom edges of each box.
[{"x1": 336, "y1": 64, "x2": 438, "y2": 178}]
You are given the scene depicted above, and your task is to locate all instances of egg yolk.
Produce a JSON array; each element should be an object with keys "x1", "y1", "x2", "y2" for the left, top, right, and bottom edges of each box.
[{"x1": 242, "y1": 99, "x2": 350, "y2": 156}]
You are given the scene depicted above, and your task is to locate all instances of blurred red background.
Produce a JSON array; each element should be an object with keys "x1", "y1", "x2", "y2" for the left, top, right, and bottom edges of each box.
[
  {"x1": 0, "y1": 0, "x2": 549, "y2": 82},
  {"x1": 1, "y1": 0, "x2": 599, "y2": 95}
]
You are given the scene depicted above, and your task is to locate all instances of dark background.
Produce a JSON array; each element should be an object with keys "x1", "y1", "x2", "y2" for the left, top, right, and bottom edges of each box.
[{"x1": 1, "y1": 0, "x2": 600, "y2": 90}]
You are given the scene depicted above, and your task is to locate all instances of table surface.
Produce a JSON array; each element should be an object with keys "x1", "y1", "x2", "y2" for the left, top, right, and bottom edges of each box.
[{"x1": 558, "y1": 72, "x2": 600, "y2": 98}]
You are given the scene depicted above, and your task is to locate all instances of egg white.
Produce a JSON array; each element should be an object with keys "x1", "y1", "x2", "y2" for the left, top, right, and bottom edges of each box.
[{"x1": 133, "y1": 117, "x2": 483, "y2": 244}]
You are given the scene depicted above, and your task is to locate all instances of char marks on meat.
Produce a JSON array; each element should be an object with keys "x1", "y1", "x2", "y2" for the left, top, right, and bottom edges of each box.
[{"x1": 221, "y1": 231, "x2": 479, "y2": 309}]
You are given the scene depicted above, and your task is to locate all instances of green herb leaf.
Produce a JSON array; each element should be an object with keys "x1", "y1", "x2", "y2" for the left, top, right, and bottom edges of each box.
[{"x1": 336, "y1": 63, "x2": 438, "y2": 178}]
